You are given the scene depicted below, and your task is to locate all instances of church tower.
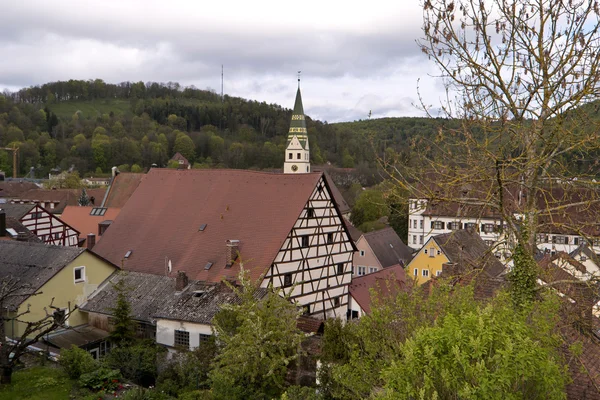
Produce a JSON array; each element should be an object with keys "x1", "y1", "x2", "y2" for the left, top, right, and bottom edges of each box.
[{"x1": 284, "y1": 78, "x2": 310, "y2": 174}]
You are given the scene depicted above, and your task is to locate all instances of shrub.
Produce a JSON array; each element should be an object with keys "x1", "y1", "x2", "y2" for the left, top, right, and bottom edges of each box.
[
  {"x1": 178, "y1": 390, "x2": 214, "y2": 400},
  {"x1": 59, "y1": 345, "x2": 98, "y2": 379},
  {"x1": 78, "y1": 367, "x2": 122, "y2": 392},
  {"x1": 103, "y1": 339, "x2": 166, "y2": 386},
  {"x1": 120, "y1": 387, "x2": 175, "y2": 400}
]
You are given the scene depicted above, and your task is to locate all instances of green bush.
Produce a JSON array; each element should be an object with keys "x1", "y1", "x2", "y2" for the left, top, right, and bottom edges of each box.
[
  {"x1": 120, "y1": 387, "x2": 175, "y2": 400},
  {"x1": 178, "y1": 390, "x2": 213, "y2": 400},
  {"x1": 281, "y1": 386, "x2": 320, "y2": 400},
  {"x1": 103, "y1": 340, "x2": 166, "y2": 386},
  {"x1": 59, "y1": 345, "x2": 97, "y2": 379},
  {"x1": 78, "y1": 367, "x2": 122, "y2": 392}
]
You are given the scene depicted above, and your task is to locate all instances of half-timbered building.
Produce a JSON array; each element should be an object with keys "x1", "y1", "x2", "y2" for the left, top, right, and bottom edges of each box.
[
  {"x1": 93, "y1": 168, "x2": 356, "y2": 319},
  {"x1": 0, "y1": 203, "x2": 79, "y2": 246}
]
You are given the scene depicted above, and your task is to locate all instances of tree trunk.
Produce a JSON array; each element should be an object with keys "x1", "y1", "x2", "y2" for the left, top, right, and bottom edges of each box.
[{"x1": 0, "y1": 366, "x2": 12, "y2": 384}]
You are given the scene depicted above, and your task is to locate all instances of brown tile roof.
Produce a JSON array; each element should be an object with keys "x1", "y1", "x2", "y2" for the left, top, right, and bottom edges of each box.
[
  {"x1": 60, "y1": 206, "x2": 121, "y2": 244},
  {"x1": 94, "y1": 169, "x2": 324, "y2": 282},
  {"x1": 363, "y1": 227, "x2": 413, "y2": 267},
  {"x1": 297, "y1": 315, "x2": 325, "y2": 334},
  {"x1": 349, "y1": 264, "x2": 407, "y2": 314},
  {"x1": 102, "y1": 173, "x2": 146, "y2": 208},
  {"x1": 433, "y1": 230, "x2": 506, "y2": 278},
  {"x1": 0, "y1": 181, "x2": 40, "y2": 198},
  {"x1": 4, "y1": 217, "x2": 40, "y2": 242},
  {"x1": 0, "y1": 203, "x2": 35, "y2": 219},
  {"x1": 321, "y1": 171, "x2": 350, "y2": 214}
]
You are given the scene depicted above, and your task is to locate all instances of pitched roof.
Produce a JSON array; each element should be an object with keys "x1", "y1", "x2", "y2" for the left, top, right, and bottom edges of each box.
[
  {"x1": 0, "y1": 203, "x2": 35, "y2": 220},
  {"x1": 363, "y1": 227, "x2": 413, "y2": 267},
  {"x1": 2, "y1": 217, "x2": 40, "y2": 242},
  {"x1": 433, "y1": 230, "x2": 505, "y2": 277},
  {"x1": 343, "y1": 217, "x2": 363, "y2": 242},
  {"x1": 322, "y1": 171, "x2": 350, "y2": 214},
  {"x1": 0, "y1": 181, "x2": 40, "y2": 198},
  {"x1": 81, "y1": 270, "x2": 267, "y2": 325},
  {"x1": 102, "y1": 173, "x2": 146, "y2": 208},
  {"x1": 170, "y1": 152, "x2": 189, "y2": 163},
  {"x1": 0, "y1": 241, "x2": 85, "y2": 309},
  {"x1": 94, "y1": 169, "x2": 323, "y2": 282},
  {"x1": 10, "y1": 188, "x2": 107, "y2": 214},
  {"x1": 349, "y1": 264, "x2": 407, "y2": 314},
  {"x1": 60, "y1": 206, "x2": 121, "y2": 243}
]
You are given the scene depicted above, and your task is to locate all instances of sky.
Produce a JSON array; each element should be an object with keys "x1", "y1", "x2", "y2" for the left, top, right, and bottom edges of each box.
[{"x1": 0, "y1": 0, "x2": 445, "y2": 122}]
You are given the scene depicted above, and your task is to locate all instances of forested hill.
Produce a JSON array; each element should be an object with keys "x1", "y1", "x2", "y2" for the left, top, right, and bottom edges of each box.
[{"x1": 0, "y1": 79, "x2": 448, "y2": 179}]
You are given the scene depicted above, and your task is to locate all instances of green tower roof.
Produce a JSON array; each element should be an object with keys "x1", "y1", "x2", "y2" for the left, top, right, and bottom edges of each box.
[{"x1": 287, "y1": 87, "x2": 308, "y2": 149}]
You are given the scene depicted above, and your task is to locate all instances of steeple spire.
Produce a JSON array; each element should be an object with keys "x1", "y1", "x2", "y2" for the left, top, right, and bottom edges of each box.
[{"x1": 284, "y1": 76, "x2": 310, "y2": 174}]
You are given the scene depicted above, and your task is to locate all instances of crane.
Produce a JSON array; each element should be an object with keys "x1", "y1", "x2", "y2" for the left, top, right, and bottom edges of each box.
[{"x1": 1, "y1": 147, "x2": 18, "y2": 178}]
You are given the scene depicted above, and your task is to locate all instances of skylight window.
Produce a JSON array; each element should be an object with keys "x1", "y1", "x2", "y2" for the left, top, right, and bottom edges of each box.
[
  {"x1": 199, "y1": 224, "x2": 207, "y2": 231},
  {"x1": 124, "y1": 250, "x2": 132, "y2": 259},
  {"x1": 204, "y1": 262, "x2": 213, "y2": 270},
  {"x1": 6, "y1": 228, "x2": 17, "y2": 237},
  {"x1": 90, "y1": 207, "x2": 107, "y2": 216}
]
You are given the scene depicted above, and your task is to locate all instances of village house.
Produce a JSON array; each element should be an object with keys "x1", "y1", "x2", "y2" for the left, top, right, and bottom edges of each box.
[
  {"x1": 0, "y1": 203, "x2": 80, "y2": 246},
  {"x1": 0, "y1": 241, "x2": 118, "y2": 339},
  {"x1": 406, "y1": 230, "x2": 505, "y2": 285},
  {"x1": 60, "y1": 206, "x2": 121, "y2": 248},
  {"x1": 352, "y1": 227, "x2": 413, "y2": 277},
  {"x1": 170, "y1": 152, "x2": 191, "y2": 169},
  {"x1": 5, "y1": 188, "x2": 107, "y2": 215}
]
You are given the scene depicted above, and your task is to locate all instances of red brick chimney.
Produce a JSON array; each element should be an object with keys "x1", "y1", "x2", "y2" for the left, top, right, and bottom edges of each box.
[
  {"x1": 176, "y1": 271, "x2": 189, "y2": 291},
  {"x1": 87, "y1": 233, "x2": 96, "y2": 250},
  {"x1": 226, "y1": 240, "x2": 240, "y2": 268}
]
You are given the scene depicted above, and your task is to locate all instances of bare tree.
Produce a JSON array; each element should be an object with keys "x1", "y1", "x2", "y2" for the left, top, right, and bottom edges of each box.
[
  {"x1": 384, "y1": 0, "x2": 600, "y2": 301},
  {"x1": 0, "y1": 277, "x2": 72, "y2": 384}
]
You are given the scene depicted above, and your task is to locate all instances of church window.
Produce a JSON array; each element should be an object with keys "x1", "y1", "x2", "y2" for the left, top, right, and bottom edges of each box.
[
  {"x1": 301, "y1": 235, "x2": 309, "y2": 247},
  {"x1": 288, "y1": 153, "x2": 293, "y2": 159},
  {"x1": 283, "y1": 273, "x2": 292, "y2": 287},
  {"x1": 297, "y1": 153, "x2": 301, "y2": 159},
  {"x1": 74, "y1": 266, "x2": 85, "y2": 283}
]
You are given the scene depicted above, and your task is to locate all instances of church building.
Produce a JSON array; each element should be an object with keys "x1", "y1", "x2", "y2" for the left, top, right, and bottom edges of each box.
[{"x1": 284, "y1": 79, "x2": 310, "y2": 174}]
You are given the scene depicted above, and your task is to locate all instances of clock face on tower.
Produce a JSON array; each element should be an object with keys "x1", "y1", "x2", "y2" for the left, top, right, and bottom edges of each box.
[{"x1": 291, "y1": 164, "x2": 298, "y2": 172}]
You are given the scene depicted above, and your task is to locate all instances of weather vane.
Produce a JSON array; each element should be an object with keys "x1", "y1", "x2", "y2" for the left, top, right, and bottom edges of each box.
[{"x1": 298, "y1": 71, "x2": 301, "y2": 87}]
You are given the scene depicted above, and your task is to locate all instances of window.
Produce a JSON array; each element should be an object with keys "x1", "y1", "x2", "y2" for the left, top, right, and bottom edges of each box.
[
  {"x1": 359, "y1": 250, "x2": 365, "y2": 256},
  {"x1": 484, "y1": 240, "x2": 495, "y2": 247},
  {"x1": 482, "y1": 224, "x2": 495, "y2": 233},
  {"x1": 594, "y1": 238, "x2": 600, "y2": 247},
  {"x1": 327, "y1": 233, "x2": 334, "y2": 244},
  {"x1": 574, "y1": 237, "x2": 581, "y2": 245},
  {"x1": 429, "y1": 247, "x2": 435, "y2": 258},
  {"x1": 422, "y1": 269, "x2": 429, "y2": 277},
  {"x1": 303, "y1": 305, "x2": 310, "y2": 315},
  {"x1": 54, "y1": 232, "x2": 60, "y2": 240},
  {"x1": 306, "y1": 208, "x2": 314, "y2": 218},
  {"x1": 413, "y1": 235, "x2": 417, "y2": 244},
  {"x1": 283, "y1": 273, "x2": 292, "y2": 287},
  {"x1": 297, "y1": 153, "x2": 301, "y2": 159},
  {"x1": 369, "y1": 267, "x2": 378, "y2": 274},
  {"x1": 424, "y1": 248, "x2": 428, "y2": 254},
  {"x1": 288, "y1": 153, "x2": 293, "y2": 159},
  {"x1": 30, "y1": 212, "x2": 43, "y2": 219},
  {"x1": 436, "y1": 270, "x2": 442, "y2": 276},
  {"x1": 199, "y1": 334, "x2": 211, "y2": 344},
  {"x1": 174, "y1": 330, "x2": 190, "y2": 348},
  {"x1": 334, "y1": 297, "x2": 340, "y2": 308},
  {"x1": 433, "y1": 221, "x2": 444, "y2": 230},
  {"x1": 74, "y1": 267, "x2": 85, "y2": 283},
  {"x1": 358, "y1": 266, "x2": 366, "y2": 276},
  {"x1": 537, "y1": 233, "x2": 549, "y2": 243},
  {"x1": 437, "y1": 250, "x2": 441, "y2": 255},
  {"x1": 581, "y1": 256, "x2": 588, "y2": 262},
  {"x1": 413, "y1": 220, "x2": 417, "y2": 229},
  {"x1": 419, "y1": 235, "x2": 423, "y2": 244},
  {"x1": 419, "y1": 220, "x2": 423, "y2": 229},
  {"x1": 413, "y1": 268, "x2": 418, "y2": 276},
  {"x1": 337, "y1": 263, "x2": 344, "y2": 275},
  {"x1": 301, "y1": 235, "x2": 309, "y2": 247},
  {"x1": 447, "y1": 222, "x2": 460, "y2": 230},
  {"x1": 552, "y1": 236, "x2": 568, "y2": 244}
]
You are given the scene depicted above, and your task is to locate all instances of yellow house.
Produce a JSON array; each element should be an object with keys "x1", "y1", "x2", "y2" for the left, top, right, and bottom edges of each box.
[
  {"x1": 407, "y1": 230, "x2": 504, "y2": 285},
  {"x1": 0, "y1": 241, "x2": 118, "y2": 338}
]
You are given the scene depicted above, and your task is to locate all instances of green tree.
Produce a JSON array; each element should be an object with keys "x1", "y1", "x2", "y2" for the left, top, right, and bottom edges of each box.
[
  {"x1": 131, "y1": 164, "x2": 143, "y2": 173},
  {"x1": 78, "y1": 187, "x2": 90, "y2": 206},
  {"x1": 350, "y1": 189, "x2": 388, "y2": 228},
  {"x1": 109, "y1": 278, "x2": 135, "y2": 345},
  {"x1": 209, "y1": 270, "x2": 304, "y2": 400},
  {"x1": 379, "y1": 293, "x2": 567, "y2": 400},
  {"x1": 173, "y1": 133, "x2": 196, "y2": 162}
]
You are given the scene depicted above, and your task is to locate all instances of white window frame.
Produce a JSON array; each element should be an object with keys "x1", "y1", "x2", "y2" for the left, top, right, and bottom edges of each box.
[
  {"x1": 358, "y1": 266, "x2": 366, "y2": 276},
  {"x1": 422, "y1": 269, "x2": 429, "y2": 277},
  {"x1": 413, "y1": 235, "x2": 417, "y2": 244},
  {"x1": 420, "y1": 220, "x2": 423, "y2": 229},
  {"x1": 433, "y1": 221, "x2": 444, "y2": 230},
  {"x1": 419, "y1": 235, "x2": 423, "y2": 244},
  {"x1": 369, "y1": 267, "x2": 378, "y2": 274},
  {"x1": 413, "y1": 268, "x2": 418, "y2": 276},
  {"x1": 359, "y1": 250, "x2": 365, "y2": 257},
  {"x1": 436, "y1": 270, "x2": 442, "y2": 276},
  {"x1": 74, "y1": 266, "x2": 85, "y2": 283},
  {"x1": 429, "y1": 247, "x2": 435, "y2": 258}
]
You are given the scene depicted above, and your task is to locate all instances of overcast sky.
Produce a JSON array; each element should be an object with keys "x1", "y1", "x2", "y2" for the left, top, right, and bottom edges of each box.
[{"x1": 0, "y1": 0, "x2": 444, "y2": 122}]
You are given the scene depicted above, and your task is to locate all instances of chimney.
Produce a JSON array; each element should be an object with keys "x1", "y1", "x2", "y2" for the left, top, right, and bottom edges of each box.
[
  {"x1": 0, "y1": 209, "x2": 5, "y2": 237},
  {"x1": 111, "y1": 166, "x2": 119, "y2": 178},
  {"x1": 176, "y1": 271, "x2": 189, "y2": 291},
  {"x1": 87, "y1": 233, "x2": 96, "y2": 250},
  {"x1": 226, "y1": 240, "x2": 240, "y2": 268}
]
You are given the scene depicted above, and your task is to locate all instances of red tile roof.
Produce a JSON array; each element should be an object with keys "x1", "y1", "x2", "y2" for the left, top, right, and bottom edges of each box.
[
  {"x1": 10, "y1": 188, "x2": 106, "y2": 214},
  {"x1": 60, "y1": 206, "x2": 121, "y2": 244},
  {"x1": 103, "y1": 173, "x2": 145, "y2": 208},
  {"x1": 349, "y1": 264, "x2": 407, "y2": 314},
  {"x1": 94, "y1": 169, "x2": 323, "y2": 282},
  {"x1": 0, "y1": 181, "x2": 40, "y2": 198}
]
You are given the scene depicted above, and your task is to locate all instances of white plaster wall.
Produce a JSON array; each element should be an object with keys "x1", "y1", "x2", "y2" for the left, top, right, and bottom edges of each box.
[{"x1": 156, "y1": 319, "x2": 213, "y2": 350}]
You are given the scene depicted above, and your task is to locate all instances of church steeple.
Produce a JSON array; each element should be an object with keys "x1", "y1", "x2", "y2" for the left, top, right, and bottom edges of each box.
[{"x1": 284, "y1": 76, "x2": 310, "y2": 174}]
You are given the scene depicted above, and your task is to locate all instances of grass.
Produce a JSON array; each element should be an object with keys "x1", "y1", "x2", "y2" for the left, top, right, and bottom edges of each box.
[
  {"x1": 0, "y1": 365, "x2": 72, "y2": 400},
  {"x1": 47, "y1": 99, "x2": 132, "y2": 120}
]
